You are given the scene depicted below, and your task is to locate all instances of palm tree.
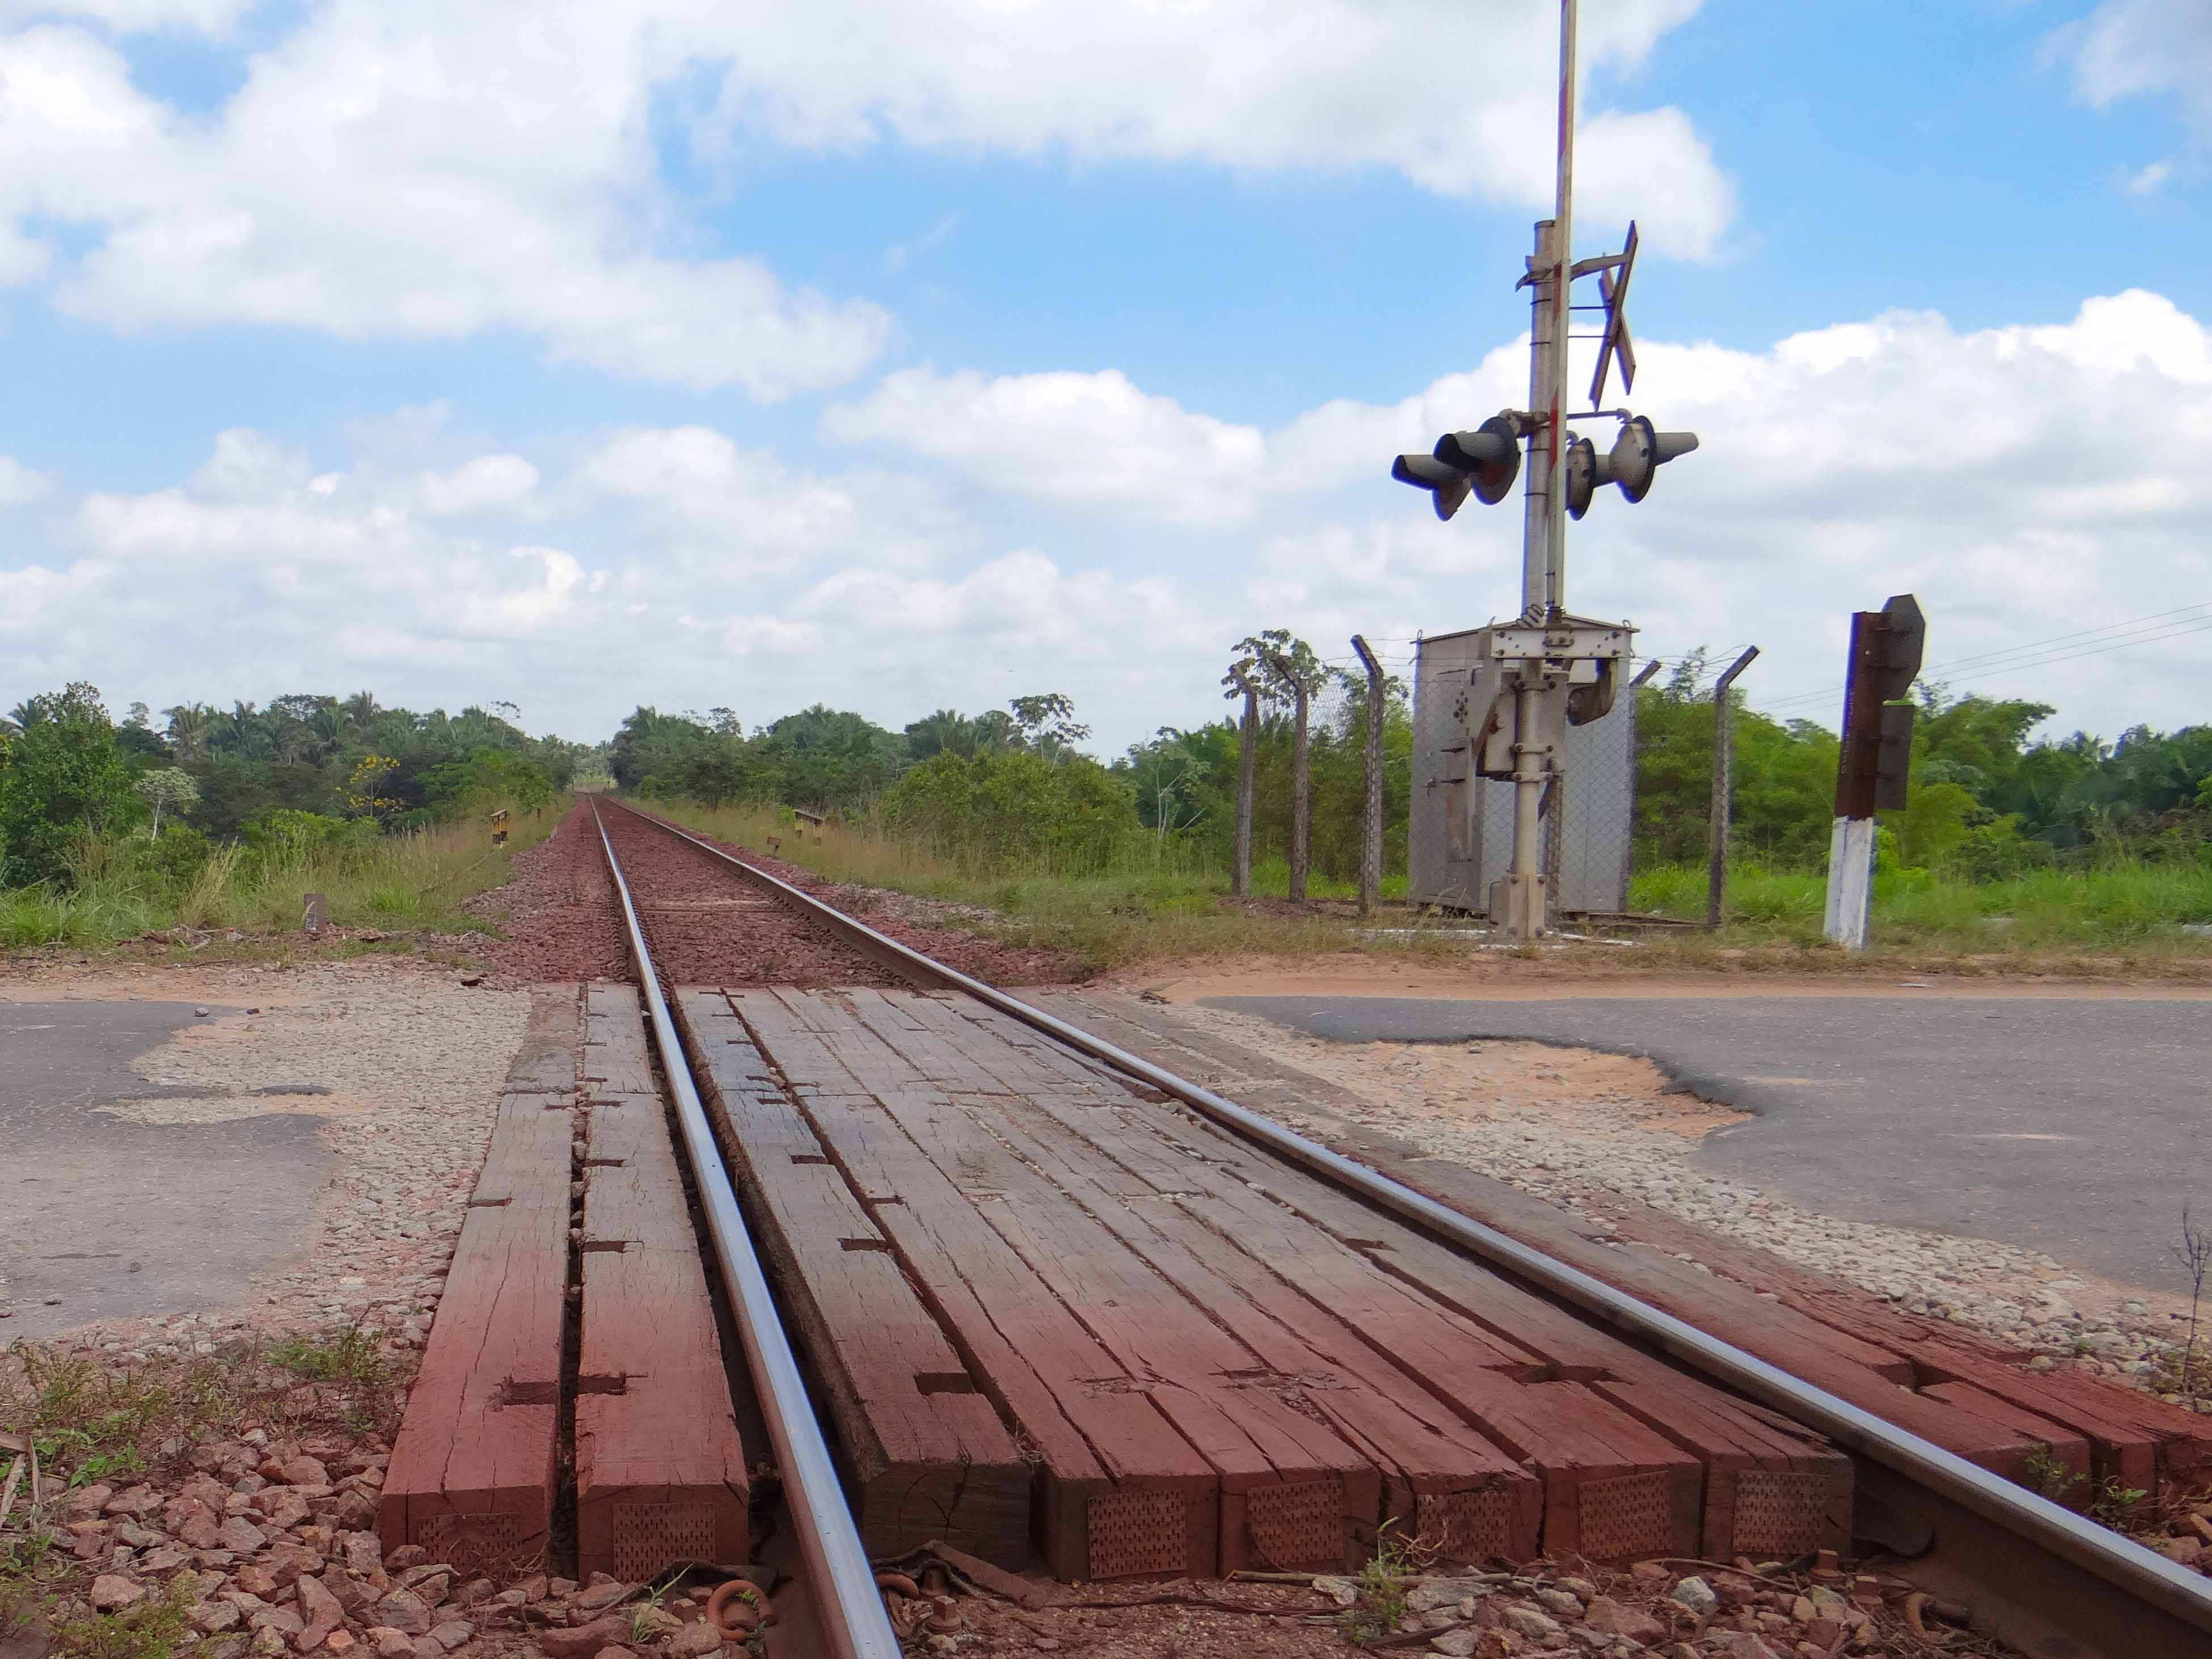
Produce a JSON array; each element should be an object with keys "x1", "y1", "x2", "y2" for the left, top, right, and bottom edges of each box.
[
  {"x1": 340, "y1": 690, "x2": 380, "y2": 732},
  {"x1": 163, "y1": 703, "x2": 217, "y2": 761},
  {"x1": 905, "y1": 708, "x2": 977, "y2": 761}
]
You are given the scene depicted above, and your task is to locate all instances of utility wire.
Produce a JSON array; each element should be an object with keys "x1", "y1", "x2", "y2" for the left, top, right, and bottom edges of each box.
[{"x1": 1755, "y1": 600, "x2": 2212, "y2": 716}]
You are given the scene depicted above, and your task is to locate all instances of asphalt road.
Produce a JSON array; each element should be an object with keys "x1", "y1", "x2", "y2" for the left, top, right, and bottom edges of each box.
[
  {"x1": 1202, "y1": 993, "x2": 2210, "y2": 1294},
  {"x1": 0, "y1": 1001, "x2": 328, "y2": 1339}
]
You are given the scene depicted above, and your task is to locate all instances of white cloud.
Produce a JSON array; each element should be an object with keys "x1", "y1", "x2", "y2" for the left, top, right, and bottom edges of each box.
[
  {"x1": 0, "y1": 1, "x2": 247, "y2": 30},
  {"x1": 825, "y1": 366, "x2": 1270, "y2": 526},
  {"x1": 575, "y1": 424, "x2": 964, "y2": 577},
  {"x1": 418, "y1": 455, "x2": 541, "y2": 518},
  {"x1": 2068, "y1": 1, "x2": 2212, "y2": 141},
  {"x1": 822, "y1": 353, "x2": 1533, "y2": 523},
  {"x1": 0, "y1": 11, "x2": 890, "y2": 394},
  {"x1": 71, "y1": 432, "x2": 603, "y2": 669},
  {"x1": 691, "y1": 0, "x2": 1732, "y2": 259},
  {"x1": 0, "y1": 0, "x2": 1730, "y2": 391},
  {"x1": 2126, "y1": 159, "x2": 2173, "y2": 195},
  {"x1": 0, "y1": 453, "x2": 53, "y2": 504}
]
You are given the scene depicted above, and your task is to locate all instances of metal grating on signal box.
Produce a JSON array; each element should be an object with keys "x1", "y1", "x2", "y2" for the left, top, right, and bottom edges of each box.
[{"x1": 1087, "y1": 1487, "x2": 1188, "y2": 1580}]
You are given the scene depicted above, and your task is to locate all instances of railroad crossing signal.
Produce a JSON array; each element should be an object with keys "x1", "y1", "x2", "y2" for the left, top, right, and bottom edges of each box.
[
  {"x1": 1379, "y1": 0, "x2": 1707, "y2": 943},
  {"x1": 1563, "y1": 415, "x2": 1700, "y2": 519},
  {"x1": 1390, "y1": 416, "x2": 1521, "y2": 520},
  {"x1": 1588, "y1": 220, "x2": 1638, "y2": 408},
  {"x1": 1389, "y1": 223, "x2": 1695, "y2": 529}
]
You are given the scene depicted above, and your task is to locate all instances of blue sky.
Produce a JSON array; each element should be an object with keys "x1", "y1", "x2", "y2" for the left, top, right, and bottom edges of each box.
[{"x1": 2, "y1": 0, "x2": 2209, "y2": 754}]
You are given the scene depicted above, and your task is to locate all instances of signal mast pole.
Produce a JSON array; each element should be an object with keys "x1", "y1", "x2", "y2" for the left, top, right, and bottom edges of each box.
[
  {"x1": 1388, "y1": 0, "x2": 1696, "y2": 943},
  {"x1": 1497, "y1": 0, "x2": 1580, "y2": 938}
]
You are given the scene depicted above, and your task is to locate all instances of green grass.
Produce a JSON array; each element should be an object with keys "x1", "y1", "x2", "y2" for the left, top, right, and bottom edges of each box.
[
  {"x1": 643, "y1": 800, "x2": 1443, "y2": 976},
  {"x1": 1634, "y1": 856, "x2": 2212, "y2": 954},
  {"x1": 0, "y1": 800, "x2": 564, "y2": 955},
  {"x1": 647, "y1": 799, "x2": 2212, "y2": 973}
]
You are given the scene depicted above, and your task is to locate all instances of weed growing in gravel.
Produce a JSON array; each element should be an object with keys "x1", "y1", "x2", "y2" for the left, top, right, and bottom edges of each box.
[
  {"x1": 2173, "y1": 1205, "x2": 2212, "y2": 1411},
  {"x1": 56, "y1": 1578, "x2": 195, "y2": 1659},
  {"x1": 265, "y1": 1326, "x2": 401, "y2": 1435},
  {"x1": 4, "y1": 1349, "x2": 229, "y2": 1483},
  {"x1": 2020, "y1": 1442, "x2": 2083, "y2": 1505},
  {"x1": 1337, "y1": 1530, "x2": 1418, "y2": 1645},
  {"x1": 0, "y1": 1525, "x2": 67, "y2": 1642},
  {"x1": 2091, "y1": 1478, "x2": 2151, "y2": 1527}
]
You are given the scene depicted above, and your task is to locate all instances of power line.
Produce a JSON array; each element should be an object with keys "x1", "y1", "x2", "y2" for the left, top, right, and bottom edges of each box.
[{"x1": 1754, "y1": 600, "x2": 2212, "y2": 716}]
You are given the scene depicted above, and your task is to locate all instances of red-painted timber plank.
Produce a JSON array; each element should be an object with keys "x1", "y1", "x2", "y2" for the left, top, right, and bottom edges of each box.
[
  {"x1": 884, "y1": 991, "x2": 1720, "y2": 1561},
  {"x1": 732, "y1": 989, "x2": 1221, "y2": 1580},
  {"x1": 575, "y1": 985, "x2": 749, "y2": 1582},
  {"x1": 674, "y1": 989, "x2": 1029, "y2": 1567},
  {"x1": 379, "y1": 986, "x2": 577, "y2": 1573}
]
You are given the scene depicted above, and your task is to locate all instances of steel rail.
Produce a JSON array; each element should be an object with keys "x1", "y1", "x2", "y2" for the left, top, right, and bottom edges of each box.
[
  {"x1": 589, "y1": 800, "x2": 902, "y2": 1659},
  {"x1": 601, "y1": 797, "x2": 2212, "y2": 1656}
]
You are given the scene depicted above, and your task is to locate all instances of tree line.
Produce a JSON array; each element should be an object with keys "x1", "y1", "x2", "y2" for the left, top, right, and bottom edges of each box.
[
  {"x1": 0, "y1": 684, "x2": 590, "y2": 890},
  {"x1": 1637, "y1": 651, "x2": 2212, "y2": 877},
  {"x1": 611, "y1": 666, "x2": 1415, "y2": 888},
  {"x1": 10, "y1": 641, "x2": 2204, "y2": 904}
]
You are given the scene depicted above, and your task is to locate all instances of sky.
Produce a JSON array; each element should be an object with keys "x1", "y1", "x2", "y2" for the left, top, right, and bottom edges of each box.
[{"x1": 1, "y1": 0, "x2": 2209, "y2": 755}]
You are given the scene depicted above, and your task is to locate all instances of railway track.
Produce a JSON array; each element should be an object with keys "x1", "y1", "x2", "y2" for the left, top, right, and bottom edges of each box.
[{"x1": 412, "y1": 795, "x2": 2212, "y2": 1658}]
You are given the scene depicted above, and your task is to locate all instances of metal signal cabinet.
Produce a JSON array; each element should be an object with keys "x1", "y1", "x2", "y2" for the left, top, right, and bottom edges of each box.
[{"x1": 1408, "y1": 626, "x2": 1639, "y2": 917}]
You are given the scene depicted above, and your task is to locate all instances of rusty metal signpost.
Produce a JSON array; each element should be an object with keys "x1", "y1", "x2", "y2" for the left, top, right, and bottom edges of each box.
[
  {"x1": 1822, "y1": 595, "x2": 1925, "y2": 949},
  {"x1": 1390, "y1": 0, "x2": 1700, "y2": 939}
]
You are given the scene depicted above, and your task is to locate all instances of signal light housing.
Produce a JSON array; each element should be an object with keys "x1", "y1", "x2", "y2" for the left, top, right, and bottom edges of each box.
[
  {"x1": 1565, "y1": 416, "x2": 1698, "y2": 518},
  {"x1": 1392, "y1": 415, "x2": 1521, "y2": 520},
  {"x1": 1609, "y1": 415, "x2": 1698, "y2": 503}
]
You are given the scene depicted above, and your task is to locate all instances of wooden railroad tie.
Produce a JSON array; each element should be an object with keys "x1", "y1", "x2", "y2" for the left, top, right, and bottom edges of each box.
[
  {"x1": 574, "y1": 985, "x2": 748, "y2": 1582},
  {"x1": 379, "y1": 989, "x2": 579, "y2": 1574}
]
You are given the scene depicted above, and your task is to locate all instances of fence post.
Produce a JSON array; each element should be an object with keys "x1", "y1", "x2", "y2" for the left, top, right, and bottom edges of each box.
[
  {"x1": 1259, "y1": 650, "x2": 1316, "y2": 905},
  {"x1": 1352, "y1": 635, "x2": 1386, "y2": 918},
  {"x1": 1229, "y1": 662, "x2": 1259, "y2": 897},
  {"x1": 1706, "y1": 647, "x2": 1761, "y2": 929},
  {"x1": 1288, "y1": 675, "x2": 1312, "y2": 905}
]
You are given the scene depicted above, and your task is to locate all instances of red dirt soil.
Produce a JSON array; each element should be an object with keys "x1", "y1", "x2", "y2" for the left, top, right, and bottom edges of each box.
[
  {"x1": 474, "y1": 800, "x2": 1082, "y2": 989},
  {"x1": 463, "y1": 802, "x2": 632, "y2": 987},
  {"x1": 611, "y1": 801, "x2": 1082, "y2": 987}
]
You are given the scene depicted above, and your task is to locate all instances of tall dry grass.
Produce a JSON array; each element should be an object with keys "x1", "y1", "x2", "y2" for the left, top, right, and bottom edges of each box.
[{"x1": 0, "y1": 802, "x2": 563, "y2": 952}]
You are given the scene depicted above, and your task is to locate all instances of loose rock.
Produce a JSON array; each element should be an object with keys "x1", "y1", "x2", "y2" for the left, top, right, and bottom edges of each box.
[{"x1": 91, "y1": 1574, "x2": 147, "y2": 1611}]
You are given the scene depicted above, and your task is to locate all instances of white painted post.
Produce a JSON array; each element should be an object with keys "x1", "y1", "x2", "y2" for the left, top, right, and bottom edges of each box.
[{"x1": 1822, "y1": 817, "x2": 1877, "y2": 949}]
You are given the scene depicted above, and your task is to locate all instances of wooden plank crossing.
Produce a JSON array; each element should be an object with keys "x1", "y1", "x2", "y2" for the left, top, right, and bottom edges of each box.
[
  {"x1": 1033, "y1": 991, "x2": 2212, "y2": 1503},
  {"x1": 575, "y1": 985, "x2": 749, "y2": 1582},
  {"x1": 682, "y1": 984, "x2": 1861, "y2": 1576},
  {"x1": 885, "y1": 989, "x2": 1843, "y2": 1563},
  {"x1": 673, "y1": 989, "x2": 1032, "y2": 1568},
  {"x1": 381, "y1": 986, "x2": 578, "y2": 1574}
]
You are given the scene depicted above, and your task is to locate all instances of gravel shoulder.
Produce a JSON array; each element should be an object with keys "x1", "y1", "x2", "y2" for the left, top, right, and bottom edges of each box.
[{"x1": 1, "y1": 959, "x2": 530, "y2": 1353}]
